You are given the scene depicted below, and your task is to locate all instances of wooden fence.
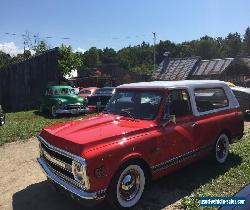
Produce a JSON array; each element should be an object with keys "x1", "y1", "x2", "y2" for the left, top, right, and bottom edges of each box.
[{"x1": 0, "y1": 48, "x2": 60, "y2": 112}]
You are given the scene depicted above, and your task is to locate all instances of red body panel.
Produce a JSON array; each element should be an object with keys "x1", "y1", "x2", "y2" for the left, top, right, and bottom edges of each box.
[{"x1": 39, "y1": 87, "x2": 244, "y2": 193}]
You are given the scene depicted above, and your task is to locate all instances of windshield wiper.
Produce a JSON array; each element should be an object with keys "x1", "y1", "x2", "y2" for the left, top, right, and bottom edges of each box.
[{"x1": 120, "y1": 109, "x2": 136, "y2": 121}]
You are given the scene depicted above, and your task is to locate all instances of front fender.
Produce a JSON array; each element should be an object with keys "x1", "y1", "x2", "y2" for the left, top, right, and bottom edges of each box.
[{"x1": 119, "y1": 152, "x2": 144, "y2": 167}]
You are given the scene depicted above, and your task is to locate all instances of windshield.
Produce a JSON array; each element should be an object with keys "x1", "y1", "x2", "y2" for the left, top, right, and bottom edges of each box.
[
  {"x1": 105, "y1": 90, "x2": 163, "y2": 120},
  {"x1": 79, "y1": 89, "x2": 92, "y2": 94},
  {"x1": 95, "y1": 88, "x2": 114, "y2": 95},
  {"x1": 45, "y1": 87, "x2": 75, "y2": 96}
]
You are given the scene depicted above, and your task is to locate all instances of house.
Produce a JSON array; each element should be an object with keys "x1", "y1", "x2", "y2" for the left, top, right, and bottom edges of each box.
[
  {"x1": 75, "y1": 63, "x2": 150, "y2": 87},
  {"x1": 190, "y1": 57, "x2": 250, "y2": 86},
  {"x1": 152, "y1": 54, "x2": 250, "y2": 87},
  {"x1": 152, "y1": 55, "x2": 201, "y2": 81}
]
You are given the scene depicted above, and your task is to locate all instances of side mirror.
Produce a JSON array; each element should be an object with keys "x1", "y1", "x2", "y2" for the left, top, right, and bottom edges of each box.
[{"x1": 162, "y1": 114, "x2": 176, "y2": 127}]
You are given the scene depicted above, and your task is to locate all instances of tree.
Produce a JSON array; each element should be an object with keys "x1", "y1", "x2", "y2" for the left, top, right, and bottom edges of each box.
[
  {"x1": 58, "y1": 45, "x2": 82, "y2": 77},
  {"x1": 190, "y1": 36, "x2": 220, "y2": 59},
  {"x1": 221, "y1": 32, "x2": 242, "y2": 57},
  {"x1": 242, "y1": 27, "x2": 250, "y2": 56},
  {"x1": 156, "y1": 40, "x2": 180, "y2": 62},
  {"x1": 178, "y1": 40, "x2": 198, "y2": 57},
  {"x1": 11, "y1": 50, "x2": 32, "y2": 63},
  {"x1": 100, "y1": 47, "x2": 117, "y2": 64},
  {"x1": 82, "y1": 47, "x2": 101, "y2": 67},
  {"x1": 33, "y1": 41, "x2": 49, "y2": 55},
  {"x1": 0, "y1": 51, "x2": 12, "y2": 68},
  {"x1": 117, "y1": 42, "x2": 154, "y2": 75}
]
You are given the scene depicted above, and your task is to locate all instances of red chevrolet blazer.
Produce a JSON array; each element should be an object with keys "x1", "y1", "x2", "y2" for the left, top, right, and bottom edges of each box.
[{"x1": 37, "y1": 80, "x2": 244, "y2": 209}]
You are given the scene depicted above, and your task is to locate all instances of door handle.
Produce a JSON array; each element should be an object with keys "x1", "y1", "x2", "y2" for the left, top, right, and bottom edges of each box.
[{"x1": 192, "y1": 122, "x2": 199, "y2": 128}]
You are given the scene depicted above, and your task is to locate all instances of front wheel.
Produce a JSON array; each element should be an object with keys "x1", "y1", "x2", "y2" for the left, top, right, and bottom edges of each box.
[
  {"x1": 214, "y1": 133, "x2": 229, "y2": 164},
  {"x1": 107, "y1": 164, "x2": 146, "y2": 209},
  {"x1": 51, "y1": 105, "x2": 58, "y2": 117}
]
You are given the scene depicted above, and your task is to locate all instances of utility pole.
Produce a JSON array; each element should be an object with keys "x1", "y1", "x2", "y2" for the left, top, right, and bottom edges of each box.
[{"x1": 152, "y1": 32, "x2": 156, "y2": 73}]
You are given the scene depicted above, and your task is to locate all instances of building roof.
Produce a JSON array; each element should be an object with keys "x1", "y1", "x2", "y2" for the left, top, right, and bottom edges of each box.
[
  {"x1": 192, "y1": 58, "x2": 234, "y2": 76},
  {"x1": 152, "y1": 57, "x2": 200, "y2": 80},
  {"x1": 118, "y1": 80, "x2": 227, "y2": 89}
]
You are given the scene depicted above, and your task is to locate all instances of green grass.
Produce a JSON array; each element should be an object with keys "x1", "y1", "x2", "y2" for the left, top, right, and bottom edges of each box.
[
  {"x1": 179, "y1": 130, "x2": 250, "y2": 209},
  {"x1": 0, "y1": 110, "x2": 89, "y2": 145}
]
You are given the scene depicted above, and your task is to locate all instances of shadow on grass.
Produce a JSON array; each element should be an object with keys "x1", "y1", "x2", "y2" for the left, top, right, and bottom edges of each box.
[
  {"x1": 12, "y1": 153, "x2": 242, "y2": 210},
  {"x1": 136, "y1": 153, "x2": 242, "y2": 210}
]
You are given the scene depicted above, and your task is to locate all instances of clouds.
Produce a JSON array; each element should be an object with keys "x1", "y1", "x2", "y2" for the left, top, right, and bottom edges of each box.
[
  {"x1": 74, "y1": 47, "x2": 86, "y2": 53},
  {"x1": 0, "y1": 42, "x2": 24, "y2": 56},
  {"x1": 0, "y1": 42, "x2": 86, "y2": 56}
]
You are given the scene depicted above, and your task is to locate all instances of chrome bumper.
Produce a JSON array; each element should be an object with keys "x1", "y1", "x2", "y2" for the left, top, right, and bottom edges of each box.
[
  {"x1": 37, "y1": 157, "x2": 106, "y2": 201},
  {"x1": 56, "y1": 107, "x2": 89, "y2": 115}
]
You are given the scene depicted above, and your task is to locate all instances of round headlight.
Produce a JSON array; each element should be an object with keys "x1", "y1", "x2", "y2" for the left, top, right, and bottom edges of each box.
[
  {"x1": 72, "y1": 160, "x2": 84, "y2": 182},
  {"x1": 57, "y1": 100, "x2": 62, "y2": 105},
  {"x1": 72, "y1": 160, "x2": 90, "y2": 190}
]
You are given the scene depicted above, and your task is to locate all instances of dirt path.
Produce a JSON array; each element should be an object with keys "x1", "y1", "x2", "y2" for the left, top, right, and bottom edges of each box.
[{"x1": 1, "y1": 122, "x2": 250, "y2": 210}]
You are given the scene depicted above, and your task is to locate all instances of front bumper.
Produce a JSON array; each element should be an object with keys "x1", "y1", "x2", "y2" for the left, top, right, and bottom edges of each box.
[
  {"x1": 37, "y1": 157, "x2": 106, "y2": 204},
  {"x1": 56, "y1": 107, "x2": 89, "y2": 115}
]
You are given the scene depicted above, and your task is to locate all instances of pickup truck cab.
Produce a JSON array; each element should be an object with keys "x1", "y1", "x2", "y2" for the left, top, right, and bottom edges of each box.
[{"x1": 37, "y1": 80, "x2": 244, "y2": 209}]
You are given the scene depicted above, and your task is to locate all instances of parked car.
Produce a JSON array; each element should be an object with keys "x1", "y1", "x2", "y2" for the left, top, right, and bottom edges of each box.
[
  {"x1": 0, "y1": 105, "x2": 5, "y2": 126},
  {"x1": 231, "y1": 86, "x2": 250, "y2": 115},
  {"x1": 40, "y1": 86, "x2": 88, "y2": 117},
  {"x1": 78, "y1": 87, "x2": 98, "y2": 98},
  {"x1": 37, "y1": 80, "x2": 244, "y2": 209},
  {"x1": 87, "y1": 87, "x2": 115, "y2": 112},
  {"x1": 225, "y1": 81, "x2": 236, "y2": 87}
]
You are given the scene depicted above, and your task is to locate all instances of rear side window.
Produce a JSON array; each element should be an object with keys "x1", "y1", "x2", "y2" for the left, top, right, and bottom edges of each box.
[{"x1": 194, "y1": 88, "x2": 229, "y2": 112}]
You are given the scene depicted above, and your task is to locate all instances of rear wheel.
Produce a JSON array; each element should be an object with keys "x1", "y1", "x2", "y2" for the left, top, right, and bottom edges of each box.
[
  {"x1": 0, "y1": 114, "x2": 5, "y2": 126},
  {"x1": 214, "y1": 133, "x2": 229, "y2": 164},
  {"x1": 107, "y1": 164, "x2": 146, "y2": 209}
]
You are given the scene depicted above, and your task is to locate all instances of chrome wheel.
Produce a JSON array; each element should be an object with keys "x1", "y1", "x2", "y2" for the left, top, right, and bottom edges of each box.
[
  {"x1": 215, "y1": 134, "x2": 229, "y2": 164},
  {"x1": 0, "y1": 114, "x2": 5, "y2": 125},
  {"x1": 116, "y1": 165, "x2": 145, "y2": 208},
  {"x1": 0, "y1": 117, "x2": 4, "y2": 126}
]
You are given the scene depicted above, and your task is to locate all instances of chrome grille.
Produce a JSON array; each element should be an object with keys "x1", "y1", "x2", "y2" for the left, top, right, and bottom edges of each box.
[
  {"x1": 39, "y1": 137, "x2": 86, "y2": 190},
  {"x1": 64, "y1": 104, "x2": 85, "y2": 110}
]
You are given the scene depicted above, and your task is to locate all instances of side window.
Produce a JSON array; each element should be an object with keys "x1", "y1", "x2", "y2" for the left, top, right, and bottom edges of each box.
[
  {"x1": 194, "y1": 88, "x2": 229, "y2": 112},
  {"x1": 165, "y1": 89, "x2": 192, "y2": 118}
]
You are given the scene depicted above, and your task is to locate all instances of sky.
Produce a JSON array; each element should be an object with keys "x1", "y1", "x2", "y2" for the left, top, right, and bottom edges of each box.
[{"x1": 1, "y1": 0, "x2": 250, "y2": 55}]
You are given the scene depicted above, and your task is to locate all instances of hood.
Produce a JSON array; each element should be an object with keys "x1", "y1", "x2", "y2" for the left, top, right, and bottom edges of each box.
[
  {"x1": 40, "y1": 114, "x2": 156, "y2": 154},
  {"x1": 78, "y1": 93, "x2": 91, "y2": 98},
  {"x1": 51, "y1": 95, "x2": 85, "y2": 104}
]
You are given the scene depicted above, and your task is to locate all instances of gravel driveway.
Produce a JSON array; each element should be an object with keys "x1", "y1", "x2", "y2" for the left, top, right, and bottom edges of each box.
[{"x1": 1, "y1": 122, "x2": 250, "y2": 210}]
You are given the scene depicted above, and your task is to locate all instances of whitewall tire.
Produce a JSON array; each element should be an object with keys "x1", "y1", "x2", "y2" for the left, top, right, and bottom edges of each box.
[
  {"x1": 215, "y1": 134, "x2": 229, "y2": 164},
  {"x1": 108, "y1": 164, "x2": 146, "y2": 209}
]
